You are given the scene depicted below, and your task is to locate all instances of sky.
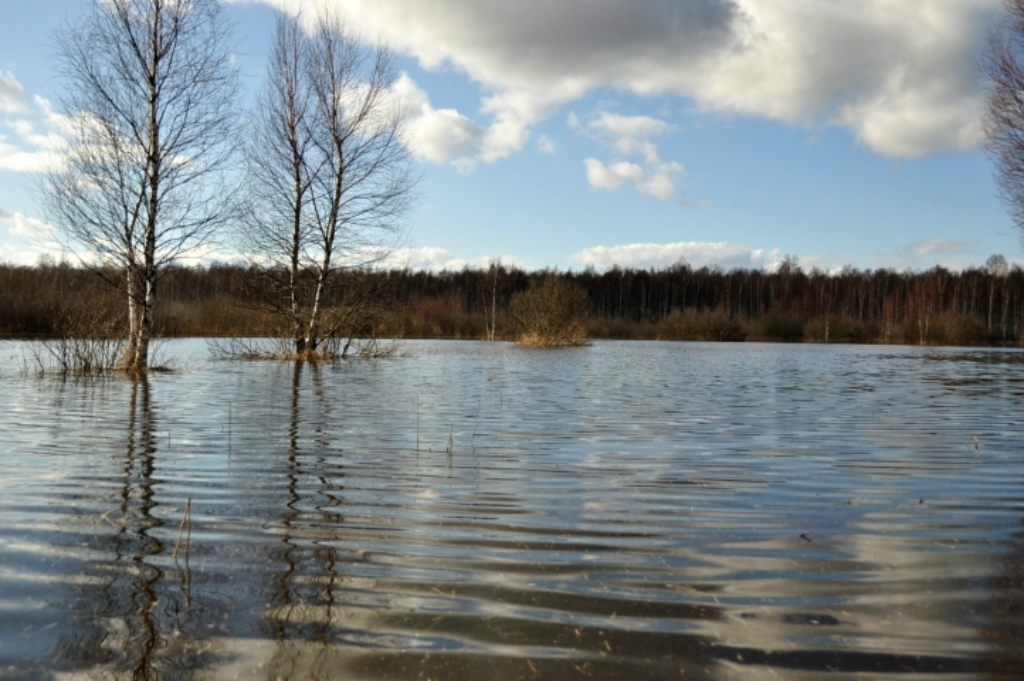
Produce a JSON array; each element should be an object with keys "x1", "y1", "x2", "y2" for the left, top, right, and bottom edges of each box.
[{"x1": 1, "y1": 0, "x2": 1022, "y2": 273}]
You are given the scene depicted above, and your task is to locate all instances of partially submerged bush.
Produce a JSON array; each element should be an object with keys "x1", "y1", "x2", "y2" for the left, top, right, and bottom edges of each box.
[
  {"x1": 208, "y1": 302, "x2": 404, "y2": 361},
  {"x1": 508, "y1": 274, "x2": 589, "y2": 347},
  {"x1": 29, "y1": 306, "x2": 126, "y2": 376}
]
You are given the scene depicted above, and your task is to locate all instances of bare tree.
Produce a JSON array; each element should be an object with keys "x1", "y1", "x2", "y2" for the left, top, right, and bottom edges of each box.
[
  {"x1": 244, "y1": 11, "x2": 414, "y2": 359},
  {"x1": 45, "y1": 0, "x2": 240, "y2": 372},
  {"x1": 244, "y1": 14, "x2": 316, "y2": 352},
  {"x1": 986, "y1": 0, "x2": 1024, "y2": 248}
]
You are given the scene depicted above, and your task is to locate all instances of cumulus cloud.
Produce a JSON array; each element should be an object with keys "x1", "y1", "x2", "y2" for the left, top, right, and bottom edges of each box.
[
  {"x1": 392, "y1": 74, "x2": 483, "y2": 171},
  {"x1": 589, "y1": 112, "x2": 673, "y2": 146},
  {"x1": 390, "y1": 73, "x2": 557, "y2": 169},
  {"x1": 584, "y1": 158, "x2": 680, "y2": 199},
  {"x1": 237, "y1": 0, "x2": 996, "y2": 158},
  {"x1": 572, "y1": 241, "x2": 783, "y2": 270},
  {"x1": 0, "y1": 243, "x2": 38, "y2": 266},
  {"x1": 2, "y1": 209, "x2": 55, "y2": 240},
  {"x1": 0, "y1": 208, "x2": 62, "y2": 265},
  {"x1": 0, "y1": 95, "x2": 69, "y2": 173},
  {"x1": 577, "y1": 111, "x2": 684, "y2": 198},
  {"x1": 0, "y1": 71, "x2": 25, "y2": 112},
  {"x1": 584, "y1": 112, "x2": 676, "y2": 161},
  {"x1": 584, "y1": 159, "x2": 642, "y2": 191}
]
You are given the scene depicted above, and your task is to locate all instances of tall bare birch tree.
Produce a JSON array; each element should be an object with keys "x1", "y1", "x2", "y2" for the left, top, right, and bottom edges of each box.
[
  {"x1": 986, "y1": 0, "x2": 1024, "y2": 248},
  {"x1": 244, "y1": 15, "x2": 314, "y2": 353},
  {"x1": 244, "y1": 11, "x2": 413, "y2": 359},
  {"x1": 46, "y1": 0, "x2": 239, "y2": 372}
]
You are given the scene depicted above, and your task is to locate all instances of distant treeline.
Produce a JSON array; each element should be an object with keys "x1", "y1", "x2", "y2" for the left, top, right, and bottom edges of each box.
[{"x1": 2, "y1": 259, "x2": 1023, "y2": 346}]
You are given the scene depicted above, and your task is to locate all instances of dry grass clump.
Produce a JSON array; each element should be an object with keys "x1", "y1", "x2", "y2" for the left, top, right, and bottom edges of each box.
[
  {"x1": 508, "y1": 274, "x2": 589, "y2": 347},
  {"x1": 208, "y1": 336, "x2": 352, "y2": 361},
  {"x1": 29, "y1": 306, "x2": 127, "y2": 376}
]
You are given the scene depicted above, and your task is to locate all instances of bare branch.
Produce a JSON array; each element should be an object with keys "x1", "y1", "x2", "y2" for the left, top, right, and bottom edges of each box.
[{"x1": 985, "y1": 0, "x2": 1024, "y2": 249}]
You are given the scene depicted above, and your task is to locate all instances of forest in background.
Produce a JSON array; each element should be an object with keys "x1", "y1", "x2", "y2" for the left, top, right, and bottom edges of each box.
[{"x1": 2, "y1": 258, "x2": 1023, "y2": 346}]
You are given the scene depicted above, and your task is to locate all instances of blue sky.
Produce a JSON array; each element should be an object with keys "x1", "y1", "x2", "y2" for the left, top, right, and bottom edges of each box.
[{"x1": 0, "y1": 0, "x2": 1021, "y2": 272}]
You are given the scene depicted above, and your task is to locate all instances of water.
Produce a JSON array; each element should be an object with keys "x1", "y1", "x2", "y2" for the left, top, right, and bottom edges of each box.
[{"x1": 0, "y1": 339, "x2": 1022, "y2": 680}]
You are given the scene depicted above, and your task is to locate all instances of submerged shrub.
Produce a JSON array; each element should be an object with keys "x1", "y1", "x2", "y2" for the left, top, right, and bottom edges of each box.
[
  {"x1": 508, "y1": 274, "x2": 589, "y2": 347},
  {"x1": 29, "y1": 306, "x2": 126, "y2": 376}
]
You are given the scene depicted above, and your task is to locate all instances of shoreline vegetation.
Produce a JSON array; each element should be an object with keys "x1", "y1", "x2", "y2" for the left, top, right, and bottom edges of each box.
[{"x1": 2, "y1": 259, "x2": 1023, "y2": 349}]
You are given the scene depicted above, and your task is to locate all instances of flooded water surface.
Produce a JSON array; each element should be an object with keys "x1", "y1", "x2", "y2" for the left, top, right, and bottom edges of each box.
[{"x1": 1, "y1": 340, "x2": 1023, "y2": 680}]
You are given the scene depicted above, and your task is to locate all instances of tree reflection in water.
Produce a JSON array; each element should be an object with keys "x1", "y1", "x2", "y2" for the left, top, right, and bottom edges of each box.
[
  {"x1": 262, "y1": 361, "x2": 345, "y2": 680},
  {"x1": 243, "y1": 361, "x2": 725, "y2": 681},
  {"x1": 53, "y1": 377, "x2": 213, "y2": 680}
]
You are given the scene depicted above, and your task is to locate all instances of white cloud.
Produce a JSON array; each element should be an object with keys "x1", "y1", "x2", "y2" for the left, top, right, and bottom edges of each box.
[
  {"x1": 675, "y1": 0, "x2": 992, "y2": 156},
  {"x1": 579, "y1": 111, "x2": 684, "y2": 199},
  {"x1": 0, "y1": 243, "x2": 37, "y2": 266},
  {"x1": 380, "y1": 246, "x2": 528, "y2": 271},
  {"x1": 0, "y1": 209, "x2": 62, "y2": 265},
  {"x1": 236, "y1": 0, "x2": 997, "y2": 158},
  {"x1": 392, "y1": 74, "x2": 483, "y2": 170},
  {"x1": 590, "y1": 112, "x2": 674, "y2": 141},
  {"x1": 0, "y1": 71, "x2": 25, "y2": 112},
  {"x1": 583, "y1": 158, "x2": 680, "y2": 199},
  {"x1": 572, "y1": 241, "x2": 783, "y2": 270},
  {"x1": 587, "y1": 112, "x2": 676, "y2": 162},
  {"x1": 6, "y1": 212, "x2": 54, "y2": 239},
  {"x1": 390, "y1": 73, "x2": 556, "y2": 170},
  {"x1": 287, "y1": 243, "x2": 528, "y2": 271},
  {"x1": 639, "y1": 167, "x2": 682, "y2": 199},
  {"x1": 1, "y1": 207, "x2": 55, "y2": 240},
  {"x1": 537, "y1": 135, "x2": 556, "y2": 154},
  {"x1": 0, "y1": 95, "x2": 69, "y2": 173},
  {"x1": 585, "y1": 159, "x2": 642, "y2": 191}
]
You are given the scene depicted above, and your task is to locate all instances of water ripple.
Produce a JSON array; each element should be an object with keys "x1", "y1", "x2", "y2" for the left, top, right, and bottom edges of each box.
[{"x1": 0, "y1": 340, "x2": 1022, "y2": 679}]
